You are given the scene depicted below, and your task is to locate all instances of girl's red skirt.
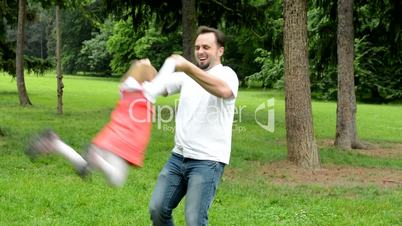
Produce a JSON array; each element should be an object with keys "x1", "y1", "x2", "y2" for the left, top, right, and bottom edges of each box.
[{"x1": 92, "y1": 91, "x2": 152, "y2": 166}]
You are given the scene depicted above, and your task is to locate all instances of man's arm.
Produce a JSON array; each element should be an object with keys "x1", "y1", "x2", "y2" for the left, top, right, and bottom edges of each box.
[
  {"x1": 143, "y1": 58, "x2": 182, "y2": 103},
  {"x1": 170, "y1": 54, "x2": 234, "y2": 99}
]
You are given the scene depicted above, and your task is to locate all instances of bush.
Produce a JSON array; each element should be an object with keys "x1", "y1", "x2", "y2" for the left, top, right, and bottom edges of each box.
[
  {"x1": 245, "y1": 48, "x2": 284, "y2": 89},
  {"x1": 107, "y1": 18, "x2": 181, "y2": 75},
  {"x1": 354, "y1": 35, "x2": 402, "y2": 102},
  {"x1": 78, "y1": 20, "x2": 113, "y2": 75},
  {"x1": 24, "y1": 55, "x2": 53, "y2": 76}
]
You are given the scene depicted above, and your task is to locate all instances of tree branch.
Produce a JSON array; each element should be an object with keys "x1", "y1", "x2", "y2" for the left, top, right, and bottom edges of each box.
[{"x1": 210, "y1": 0, "x2": 243, "y2": 18}]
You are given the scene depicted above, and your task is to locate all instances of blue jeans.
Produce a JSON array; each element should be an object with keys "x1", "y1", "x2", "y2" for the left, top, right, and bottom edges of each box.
[{"x1": 149, "y1": 153, "x2": 225, "y2": 226}]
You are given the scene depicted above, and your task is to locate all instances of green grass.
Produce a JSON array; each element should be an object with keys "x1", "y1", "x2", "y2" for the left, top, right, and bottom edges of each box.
[{"x1": 1, "y1": 72, "x2": 401, "y2": 225}]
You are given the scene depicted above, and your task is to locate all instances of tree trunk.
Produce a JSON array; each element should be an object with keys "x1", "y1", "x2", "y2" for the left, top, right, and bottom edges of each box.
[
  {"x1": 335, "y1": 0, "x2": 365, "y2": 149},
  {"x1": 181, "y1": 0, "x2": 196, "y2": 63},
  {"x1": 284, "y1": 0, "x2": 320, "y2": 169},
  {"x1": 56, "y1": 3, "x2": 63, "y2": 114},
  {"x1": 16, "y1": 0, "x2": 32, "y2": 106},
  {"x1": 130, "y1": 0, "x2": 138, "y2": 30}
]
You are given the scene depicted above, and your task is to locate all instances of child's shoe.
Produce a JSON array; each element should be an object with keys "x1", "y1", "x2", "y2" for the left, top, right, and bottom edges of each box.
[{"x1": 26, "y1": 129, "x2": 58, "y2": 160}]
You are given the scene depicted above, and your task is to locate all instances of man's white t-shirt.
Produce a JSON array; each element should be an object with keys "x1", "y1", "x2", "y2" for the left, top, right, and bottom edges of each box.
[{"x1": 166, "y1": 64, "x2": 239, "y2": 164}]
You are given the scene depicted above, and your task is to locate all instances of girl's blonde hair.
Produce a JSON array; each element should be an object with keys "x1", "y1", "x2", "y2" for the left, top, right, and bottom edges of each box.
[{"x1": 121, "y1": 60, "x2": 157, "y2": 82}]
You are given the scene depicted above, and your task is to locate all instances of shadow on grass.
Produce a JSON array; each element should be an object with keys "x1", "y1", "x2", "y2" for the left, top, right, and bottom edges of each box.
[
  {"x1": 320, "y1": 147, "x2": 402, "y2": 170},
  {"x1": 0, "y1": 91, "x2": 18, "y2": 96}
]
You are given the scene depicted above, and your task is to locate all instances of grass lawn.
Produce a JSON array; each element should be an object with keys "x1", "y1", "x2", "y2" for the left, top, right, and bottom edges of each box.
[{"x1": 1, "y1": 72, "x2": 401, "y2": 225}]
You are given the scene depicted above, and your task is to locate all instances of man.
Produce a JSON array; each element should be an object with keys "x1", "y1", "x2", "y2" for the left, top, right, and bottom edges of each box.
[{"x1": 148, "y1": 26, "x2": 239, "y2": 226}]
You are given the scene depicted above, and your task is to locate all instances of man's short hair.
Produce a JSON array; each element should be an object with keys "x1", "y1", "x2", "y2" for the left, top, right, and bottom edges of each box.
[{"x1": 196, "y1": 26, "x2": 225, "y2": 47}]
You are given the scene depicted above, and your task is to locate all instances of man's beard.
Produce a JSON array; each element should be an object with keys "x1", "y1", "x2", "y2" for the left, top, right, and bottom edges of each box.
[{"x1": 197, "y1": 62, "x2": 210, "y2": 70}]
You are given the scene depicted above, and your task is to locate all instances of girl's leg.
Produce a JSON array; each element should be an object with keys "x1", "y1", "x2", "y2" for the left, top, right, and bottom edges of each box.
[
  {"x1": 87, "y1": 145, "x2": 128, "y2": 187},
  {"x1": 27, "y1": 129, "x2": 88, "y2": 173},
  {"x1": 52, "y1": 139, "x2": 88, "y2": 172}
]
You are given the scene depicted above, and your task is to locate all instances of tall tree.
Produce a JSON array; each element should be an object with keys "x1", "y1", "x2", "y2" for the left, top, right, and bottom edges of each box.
[
  {"x1": 181, "y1": 0, "x2": 196, "y2": 62},
  {"x1": 55, "y1": 1, "x2": 63, "y2": 114},
  {"x1": 283, "y1": 0, "x2": 319, "y2": 168},
  {"x1": 0, "y1": 0, "x2": 18, "y2": 75},
  {"x1": 16, "y1": 0, "x2": 32, "y2": 106},
  {"x1": 353, "y1": 0, "x2": 401, "y2": 102},
  {"x1": 334, "y1": 0, "x2": 364, "y2": 149}
]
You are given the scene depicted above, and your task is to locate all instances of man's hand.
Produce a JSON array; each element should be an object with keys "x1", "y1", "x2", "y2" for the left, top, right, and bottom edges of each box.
[
  {"x1": 169, "y1": 54, "x2": 192, "y2": 73},
  {"x1": 166, "y1": 54, "x2": 234, "y2": 99}
]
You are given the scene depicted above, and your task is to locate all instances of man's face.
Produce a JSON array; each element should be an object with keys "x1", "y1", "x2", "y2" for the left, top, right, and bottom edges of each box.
[{"x1": 194, "y1": 32, "x2": 224, "y2": 70}]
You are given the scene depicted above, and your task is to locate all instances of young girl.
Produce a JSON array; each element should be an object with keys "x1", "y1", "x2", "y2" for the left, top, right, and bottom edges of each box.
[{"x1": 26, "y1": 58, "x2": 176, "y2": 187}]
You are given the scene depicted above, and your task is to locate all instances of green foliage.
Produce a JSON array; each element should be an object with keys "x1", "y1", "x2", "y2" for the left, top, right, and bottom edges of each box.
[
  {"x1": 24, "y1": 55, "x2": 53, "y2": 76},
  {"x1": 2, "y1": 0, "x2": 400, "y2": 102},
  {"x1": 353, "y1": 1, "x2": 402, "y2": 102},
  {"x1": 243, "y1": 0, "x2": 401, "y2": 102},
  {"x1": 245, "y1": 48, "x2": 284, "y2": 89},
  {"x1": 24, "y1": 6, "x2": 53, "y2": 59},
  {"x1": 0, "y1": 45, "x2": 15, "y2": 76},
  {"x1": 307, "y1": 4, "x2": 338, "y2": 100},
  {"x1": 0, "y1": 0, "x2": 17, "y2": 75},
  {"x1": 223, "y1": 27, "x2": 265, "y2": 83},
  {"x1": 59, "y1": 8, "x2": 94, "y2": 74},
  {"x1": 106, "y1": 19, "x2": 137, "y2": 74},
  {"x1": 133, "y1": 28, "x2": 181, "y2": 69},
  {"x1": 107, "y1": 18, "x2": 180, "y2": 74},
  {"x1": 78, "y1": 20, "x2": 113, "y2": 74},
  {"x1": 223, "y1": 0, "x2": 283, "y2": 82},
  {"x1": 305, "y1": 0, "x2": 402, "y2": 102}
]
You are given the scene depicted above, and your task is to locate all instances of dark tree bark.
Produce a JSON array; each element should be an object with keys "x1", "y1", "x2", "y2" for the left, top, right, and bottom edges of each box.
[
  {"x1": 16, "y1": 0, "x2": 32, "y2": 106},
  {"x1": 181, "y1": 0, "x2": 196, "y2": 63},
  {"x1": 335, "y1": 0, "x2": 365, "y2": 149},
  {"x1": 284, "y1": 0, "x2": 320, "y2": 169},
  {"x1": 56, "y1": 3, "x2": 63, "y2": 114}
]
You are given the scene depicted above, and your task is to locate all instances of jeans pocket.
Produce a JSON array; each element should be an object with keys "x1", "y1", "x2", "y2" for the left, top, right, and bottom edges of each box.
[
  {"x1": 205, "y1": 160, "x2": 218, "y2": 168},
  {"x1": 205, "y1": 161, "x2": 224, "y2": 181}
]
